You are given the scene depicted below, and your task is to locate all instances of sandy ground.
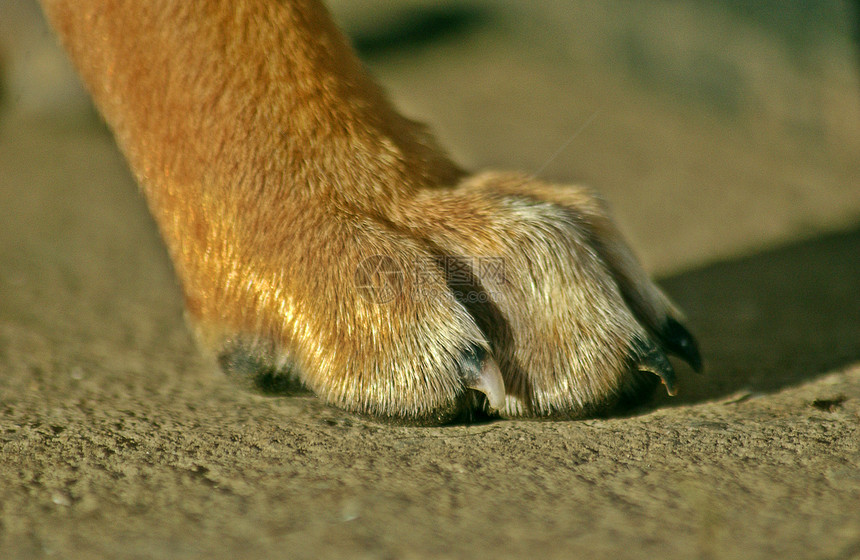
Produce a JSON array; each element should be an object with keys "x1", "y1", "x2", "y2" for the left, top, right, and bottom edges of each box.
[{"x1": 1, "y1": 1, "x2": 860, "y2": 558}]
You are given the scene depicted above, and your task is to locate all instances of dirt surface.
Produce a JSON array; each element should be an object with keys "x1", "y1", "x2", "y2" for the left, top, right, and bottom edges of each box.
[{"x1": 2, "y1": 1, "x2": 860, "y2": 558}]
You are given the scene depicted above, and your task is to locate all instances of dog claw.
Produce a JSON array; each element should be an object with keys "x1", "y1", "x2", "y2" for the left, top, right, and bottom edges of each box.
[
  {"x1": 459, "y1": 346, "x2": 506, "y2": 410},
  {"x1": 658, "y1": 317, "x2": 703, "y2": 373},
  {"x1": 634, "y1": 341, "x2": 678, "y2": 396}
]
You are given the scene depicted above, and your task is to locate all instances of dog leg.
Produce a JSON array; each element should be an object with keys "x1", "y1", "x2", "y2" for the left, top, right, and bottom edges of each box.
[{"x1": 40, "y1": 0, "x2": 699, "y2": 422}]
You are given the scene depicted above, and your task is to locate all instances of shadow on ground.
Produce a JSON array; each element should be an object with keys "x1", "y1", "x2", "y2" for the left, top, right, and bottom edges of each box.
[
  {"x1": 349, "y1": 4, "x2": 491, "y2": 58},
  {"x1": 653, "y1": 225, "x2": 860, "y2": 407}
]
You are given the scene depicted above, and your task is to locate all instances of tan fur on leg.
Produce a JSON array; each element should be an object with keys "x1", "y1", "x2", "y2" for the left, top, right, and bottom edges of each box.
[{"x1": 39, "y1": 0, "x2": 700, "y2": 423}]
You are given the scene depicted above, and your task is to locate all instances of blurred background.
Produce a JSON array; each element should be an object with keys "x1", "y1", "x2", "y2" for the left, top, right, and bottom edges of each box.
[{"x1": 1, "y1": 0, "x2": 858, "y2": 273}]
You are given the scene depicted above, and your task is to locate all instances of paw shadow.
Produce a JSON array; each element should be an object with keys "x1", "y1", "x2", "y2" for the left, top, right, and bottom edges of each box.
[{"x1": 649, "y1": 225, "x2": 860, "y2": 407}]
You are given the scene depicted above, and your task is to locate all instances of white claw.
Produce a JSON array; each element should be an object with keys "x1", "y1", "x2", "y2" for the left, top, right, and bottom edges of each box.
[{"x1": 466, "y1": 356, "x2": 507, "y2": 410}]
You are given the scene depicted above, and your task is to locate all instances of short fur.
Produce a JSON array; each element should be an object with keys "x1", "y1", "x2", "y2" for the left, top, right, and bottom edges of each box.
[{"x1": 39, "y1": 0, "x2": 701, "y2": 423}]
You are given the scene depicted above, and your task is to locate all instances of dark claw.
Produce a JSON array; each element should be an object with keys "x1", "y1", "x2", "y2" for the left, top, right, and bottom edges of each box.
[
  {"x1": 633, "y1": 339, "x2": 678, "y2": 396},
  {"x1": 658, "y1": 317, "x2": 703, "y2": 373}
]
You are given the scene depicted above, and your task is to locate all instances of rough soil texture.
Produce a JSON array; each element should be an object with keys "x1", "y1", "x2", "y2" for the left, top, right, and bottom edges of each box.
[{"x1": 1, "y1": 1, "x2": 859, "y2": 558}]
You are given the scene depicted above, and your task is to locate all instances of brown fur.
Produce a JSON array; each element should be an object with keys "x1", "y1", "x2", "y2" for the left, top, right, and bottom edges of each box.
[{"x1": 39, "y1": 0, "x2": 701, "y2": 423}]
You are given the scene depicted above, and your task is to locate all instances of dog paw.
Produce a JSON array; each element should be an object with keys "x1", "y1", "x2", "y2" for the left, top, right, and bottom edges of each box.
[
  {"x1": 395, "y1": 171, "x2": 702, "y2": 418},
  {"x1": 185, "y1": 213, "x2": 507, "y2": 424},
  {"x1": 185, "y1": 171, "x2": 699, "y2": 423}
]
